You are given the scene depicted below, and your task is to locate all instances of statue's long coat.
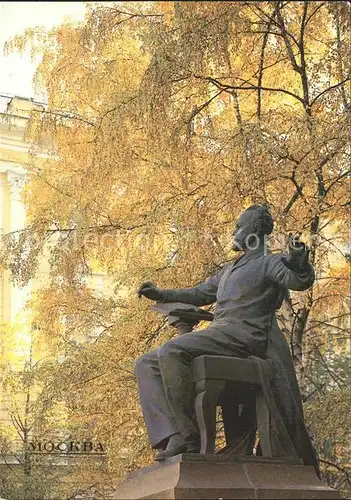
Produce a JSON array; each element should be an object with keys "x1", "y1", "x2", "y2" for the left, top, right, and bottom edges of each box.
[{"x1": 162, "y1": 246, "x2": 318, "y2": 470}]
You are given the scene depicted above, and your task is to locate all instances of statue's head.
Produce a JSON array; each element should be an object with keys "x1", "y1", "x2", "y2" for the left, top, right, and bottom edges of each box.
[{"x1": 232, "y1": 204, "x2": 274, "y2": 252}]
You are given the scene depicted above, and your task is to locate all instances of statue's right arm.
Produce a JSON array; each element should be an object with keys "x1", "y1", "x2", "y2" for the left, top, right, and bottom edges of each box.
[{"x1": 161, "y1": 266, "x2": 226, "y2": 306}]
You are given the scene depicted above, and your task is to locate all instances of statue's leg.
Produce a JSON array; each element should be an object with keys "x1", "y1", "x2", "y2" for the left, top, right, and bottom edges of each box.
[
  {"x1": 157, "y1": 327, "x2": 248, "y2": 444},
  {"x1": 134, "y1": 349, "x2": 179, "y2": 449}
]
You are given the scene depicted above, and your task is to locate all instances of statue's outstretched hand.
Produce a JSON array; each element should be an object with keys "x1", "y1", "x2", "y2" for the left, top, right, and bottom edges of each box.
[
  {"x1": 282, "y1": 233, "x2": 310, "y2": 273},
  {"x1": 138, "y1": 281, "x2": 165, "y2": 302}
]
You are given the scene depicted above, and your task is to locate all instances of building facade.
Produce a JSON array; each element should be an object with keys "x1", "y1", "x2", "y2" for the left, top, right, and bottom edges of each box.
[
  {"x1": 0, "y1": 94, "x2": 108, "y2": 492},
  {"x1": 0, "y1": 94, "x2": 46, "y2": 326}
]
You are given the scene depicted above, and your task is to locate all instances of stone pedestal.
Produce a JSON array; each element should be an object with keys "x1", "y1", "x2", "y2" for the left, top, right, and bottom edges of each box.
[{"x1": 112, "y1": 454, "x2": 339, "y2": 499}]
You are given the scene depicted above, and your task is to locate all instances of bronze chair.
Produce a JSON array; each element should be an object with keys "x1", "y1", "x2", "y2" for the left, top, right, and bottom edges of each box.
[{"x1": 151, "y1": 303, "x2": 274, "y2": 457}]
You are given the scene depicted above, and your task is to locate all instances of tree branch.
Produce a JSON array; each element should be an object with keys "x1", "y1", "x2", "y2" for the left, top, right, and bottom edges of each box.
[
  {"x1": 32, "y1": 108, "x2": 95, "y2": 127},
  {"x1": 283, "y1": 182, "x2": 304, "y2": 214},
  {"x1": 298, "y1": 0, "x2": 310, "y2": 110},
  {"x1": 257, "y1": 11, "x2": 275, "y2": 118},
  {"x1": 198, "y1": 75, "x2": 305, "y2": 104},
  {"x1": 334, "y1": 3, "x2": 350, "y2": 109},
  {"x1": 304, "y1": 3, "x2": 326, "y2": 27},
  {"x1": 186, "y1": 91, "x2": 223, "y2": 128},
  {"x1": 247, "y1": 2, "x2": 299, "y2": 48},
  {"x1": 319, "y1": 458, "x2": 351, "y2": 480},
  {"x1": 275, "y1": 2, "x2": 301, "y2": 73},
  {"x1": 325, "y1": 169, "x2": 351, "y2": 195},
  {"x1": 311, "y1": 76, "x2": 351, "y2": 106}
]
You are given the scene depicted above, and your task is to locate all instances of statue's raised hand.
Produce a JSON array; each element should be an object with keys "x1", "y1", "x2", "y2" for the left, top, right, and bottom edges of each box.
[
  {"x1": 282, "y1": 233, "x2": 310, "y2": 273},
  {"x1": 138, "y1": 281, "x2": 165, "y2": 302}
]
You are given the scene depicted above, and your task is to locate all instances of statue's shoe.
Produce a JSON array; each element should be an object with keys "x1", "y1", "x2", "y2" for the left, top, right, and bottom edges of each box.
[{"x1": 155, "y1": 433, "x2": 200, "y2": 461}]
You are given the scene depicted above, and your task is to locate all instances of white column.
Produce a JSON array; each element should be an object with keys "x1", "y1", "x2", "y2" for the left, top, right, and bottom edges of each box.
[
  {"x1": 7, "y1": 170, "x2": 29, "y2": 323},
  {"x1": 0, "y1": 176, "x2": 4, "y2": 235},
  {"x1": 7, "y1": 170, "x2": 26, "y2": 231}
]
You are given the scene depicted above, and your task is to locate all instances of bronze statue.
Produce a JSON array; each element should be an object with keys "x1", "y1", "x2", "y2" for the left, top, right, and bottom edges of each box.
[{"x1": 135, "y1": 205, "x2": 317, "y2": 468}]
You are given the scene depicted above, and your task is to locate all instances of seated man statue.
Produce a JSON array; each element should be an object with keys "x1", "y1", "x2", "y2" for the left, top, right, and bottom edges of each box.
[{"x1": 135, "y1": 205, "x2": 317, "y2": 466}]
